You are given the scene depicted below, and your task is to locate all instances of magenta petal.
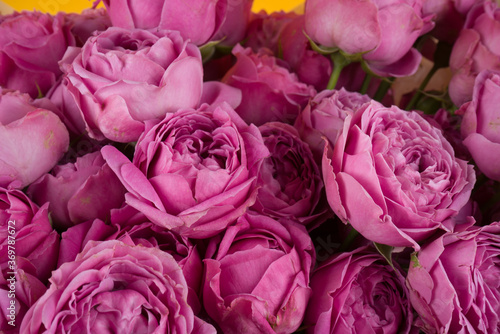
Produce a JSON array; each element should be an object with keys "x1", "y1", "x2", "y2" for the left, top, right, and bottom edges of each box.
[
  {"x1": 364, "y1": 3, "x2": 424, "y2": 65},
  {"x1": 0, "y1": 110, "x2": 69, "y2": 188},
  {"x1": 200, "y1": 81, "x2": 242, "y2": 109},
  {"x1": 101, "y1": 145, "x2": 165, "y2": 211},
  {"x1": 367, "y1": 47, "x2": 422, "y2": 77},
  {"x1": 449, "y1": 71, "x2": 476, "y2": 107},
  {"x1": 149, "y1": 173, "x2": 196, "y2": 214},
  {"x1": 463, "y1": 133, "x2": 500, "y2": 181},
  {"x1": 159, "y1": 0, "x2": 225, "y2": 45},
  {"x1": 67, "y1": 165, "x2": 126, "y2": 223},
  {"x1": 304, "y1": 0, "x2": 380, "y2": 53}
]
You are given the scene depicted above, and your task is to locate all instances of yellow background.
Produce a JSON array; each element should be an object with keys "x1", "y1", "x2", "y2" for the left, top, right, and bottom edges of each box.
[{"x1": 0, "y1": 0, "x2": 303, "y2": 14}]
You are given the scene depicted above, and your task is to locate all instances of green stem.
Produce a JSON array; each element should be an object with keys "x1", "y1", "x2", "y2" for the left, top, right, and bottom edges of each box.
[
  {"x1": 327, "y1": 52, "x2": 351, "y2": 90},
  {"x1": 374, "y1": 78, "x2": 393, "y2": 102},
  {"x1": 405, "y1": 64, "x2": 439, "y2": 111},
  {"x1": 337, "y1": 226, "x2": 359, "y2": 253},
  {"x1": 360, "y1": 72, "x2": 373, "y2": 95}
]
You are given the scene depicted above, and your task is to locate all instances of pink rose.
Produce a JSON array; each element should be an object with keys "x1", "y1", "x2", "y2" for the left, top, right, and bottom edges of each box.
[
  {"x1": 58, "y1": 205, "x2": 203, "y2": 312},
  {"x1": 449, "y1": 1, "x2": 500, "y2": 106},
  {"x1": 459, "y1": 70, "x2": 500, "y2": 181},
  {"x1": 222, "y1": 45, "x2": 316, "y2": 125},
  {"x1": 203, "y1": 212, "x2": 314, "y2": 333},
  {"x1": 99, "y1": 0, "x2": 227, "y2": 45},
  {"x1": 279, "y1": 15, "x2": 333, "y2": 91},
  {"x1": 304, "y1": 0, "x2": 434, "y2": 77},
  {"x1": 407, "y1": 222, "x2": 500, "y2": 333},
  {"x1": 45, "y1": 78, "x2": 88, "y2": 138},
  {"x1": 20, "y1": 240, "x2": 216, "y2": 333},
  {"x1": 0, "y1": 188, "x2": 59, "y2": 283},
  {"x1": 0, "y1": 188, "x2": 59, "y2": 331},
  {"x1": 245, "y1": 12, "x2": 333, "y2": 91},
  {"x1": 64, "y1": 8, "x2": 112, "y2": 46},
  {"x1": 27, "y1": 149, "x2": 126, "y2": 230},
  {"x1": 58, "y1": 27, "x2": 203, "y2": 142},
  {"x1": 111, "y1": 206, "x2": 204, "y2": 312},
  {"x1": 102, "y1": 103, "x2": 270, "y2": 238},
  {"x1": 212, "y1": 0, "x2": 254, "y2": 46},
  {"x1": 245, "y1": 11, "x2": 298, "y2": 56},
  {"x1": 295, "y1": 88, "x2": 371, "y2": 163},
  {"x1": 199, "y1": 81, "x2": 242, "y2": 110},
  {"x1": 323, "y1": 101, "x2": 475, "y2": 249},
  {"x1": 0, "y1": 263, "x2": 47, "y2": 333},
  {"x1": 304, "y1": 246, "x2": 414, "y2": 333},
  {"x1": 0, "y1": 11, "x2": 75, "y2": 98},
  {"x1": 253, "y1": 122, "x2": 324, "y2": 224},
  {"x1": 0, "y1": 89, "x2": 69, "y2": 189},
  {"x1": 453, "y1": 0, "x2": 483, "y2": 15}
]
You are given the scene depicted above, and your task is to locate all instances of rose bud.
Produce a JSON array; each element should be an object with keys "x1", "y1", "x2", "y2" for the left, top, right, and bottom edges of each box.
[
  {"x1": 58, "y1": 27, "x2": 203, "y2": 142},
  {"x1": 323, "y1": 100, "x2": 475, "y2": 249},
  {"x1": 222, "y1": 44, "x2": 316, "y2": 126},
  {"x1": 102, "y1": 102, "x2": 270, "y2": 239},
  {"x1": 20, "y1": 240, "x2": 216, "y2": 333},
  {"x1": 407, "y1": 222, "x2": 500, "y2": 333},
  {"x1": 449, "y1": 1, "x2": 500, "y2": 106},
  {"x1": 0, "y1": 88, "x2": 69, "y2": 189},
  {"x1": 0, "y1": 11, "x2": 75, "y2": 98},
  {"x1": 253, "y1": 122, "x2": 323, "y2": 224},
  {"x1": 304, "y1": 246, "x2": 415, "y2": 333},
  {"x1": 203, "y1": 212, "x2": 315, "y2": 333},
  {"x1": 99, "y1": 0, "x2": 227, "y2": 46},
  {"x1": 27, "y1": 149, "x2": 126, "y2": 231},
  {"x1": 304, "y1": 0, "x2": 434, "y2": 77}
]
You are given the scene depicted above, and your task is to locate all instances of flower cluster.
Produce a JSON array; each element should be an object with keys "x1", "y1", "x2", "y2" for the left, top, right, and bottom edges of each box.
[{"x1": 0, "y1": 0, "x2": 499, "y2": 333}]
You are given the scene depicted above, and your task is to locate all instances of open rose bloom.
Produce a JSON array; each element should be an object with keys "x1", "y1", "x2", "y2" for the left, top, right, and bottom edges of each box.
[
  {"x1": 4, "y1": 0, "x2": 500, "y2": 332},
  {"x1": 407, "y1": 222, "x2": 500, "y2": 333},
  {"x1": 20, "y1": 240, "x2": 215, "y2": 333},
  {"x1": 304, "y1": 246, "x2": 415, "y2": 333},
  {"x1": 58, "y1": 27, "x2": 203, "y2": 142},
  {"x1": 322, "y1": 101, "x2": 475, "y2": 249},
  {"x1": 0, "y1": 188, "x2": 59, "y2": 331},
  {"x1": 103, "y1": 102, "x2": 269, "y2": 238},
  {"x1": 203, "y1": 212, "x2": 315, "y2": 333}
]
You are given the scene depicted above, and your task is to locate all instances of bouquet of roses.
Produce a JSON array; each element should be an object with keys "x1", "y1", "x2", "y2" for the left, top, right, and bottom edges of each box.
[{"x1": 0, "y1": 0, "x2": 499, "y2": 333}]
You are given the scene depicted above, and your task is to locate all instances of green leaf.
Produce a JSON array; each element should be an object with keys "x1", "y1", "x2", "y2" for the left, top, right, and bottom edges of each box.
[
  {"x1": 374, "y1": 242, "x2": 395, "y2": 268},
  {"x1": 410, "y1": 252, "x2": 421, "y2": 269},
  {"x1": 199, "y1": 39, "x2": 224, "y2": 63},
  {"x1": 303, "y1": 30, "x2": 339, "y2": 55},
  {"x1": 35, "y1": 82, "x2": 44, "y2": 99}
]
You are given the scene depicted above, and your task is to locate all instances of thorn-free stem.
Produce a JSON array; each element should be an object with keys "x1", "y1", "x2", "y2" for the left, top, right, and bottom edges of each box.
[
  {"x1": 327, "y1": 52, "x2": 351, "y2": 90},
  {"x1": 405, "y1": 63, "x2": 439, "y2": 111},
  {"x1": 360, "y1": 72, "x2": 373, "y2": 95}
]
